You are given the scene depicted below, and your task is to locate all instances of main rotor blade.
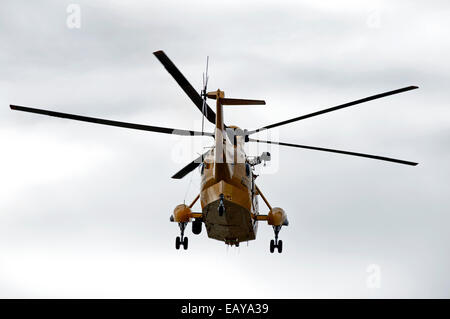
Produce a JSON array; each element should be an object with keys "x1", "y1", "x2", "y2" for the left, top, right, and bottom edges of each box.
[
  {"x1": 249, "y1": 138, "x2": 418, "y2": 166},
  {"x1": 153, "y1": 50, "x2": 217, "y2": 124},
  {"x1": 172, "y1": 150, "x2": 210, "y2": 179},
  {"x1": 247, "y1": 86, "x2": 418, "y2": 135},
  {"x1": 10, "y1": 105, "x2": 214, "y2": 137}
]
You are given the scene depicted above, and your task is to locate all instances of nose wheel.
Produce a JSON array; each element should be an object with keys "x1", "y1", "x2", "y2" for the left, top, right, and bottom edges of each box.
[
  {"x1": 175, "y1": 222, "x2": 188, "y2": 250},
  {"x1": 270, "y1": 226, "x2": 283, "y2": 253}
]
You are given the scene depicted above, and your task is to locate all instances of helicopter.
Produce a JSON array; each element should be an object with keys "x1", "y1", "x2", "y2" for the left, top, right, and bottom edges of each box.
[{"x1": 10, "y1": 50, "x2": 419, "y2": 253}]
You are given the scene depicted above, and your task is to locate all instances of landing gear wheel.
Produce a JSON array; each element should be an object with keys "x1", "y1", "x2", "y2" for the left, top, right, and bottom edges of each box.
[
  {"x1": 192, "y1": 219, "x2": 202, "y2": 235},
  {"x1": 270, "y1": 225, "x2": 284, "y2": 254},
  {"x1": 175, "y1": 222, "x2": 188, "y2": 251},
  {"x1": 277, "y1": 240, "x2": 283, "y2": 253}
]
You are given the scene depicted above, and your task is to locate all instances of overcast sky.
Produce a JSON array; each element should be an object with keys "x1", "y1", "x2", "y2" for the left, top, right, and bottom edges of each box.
[{"x1": 1, "y1": 0, "x2": 449, "y2": 298}]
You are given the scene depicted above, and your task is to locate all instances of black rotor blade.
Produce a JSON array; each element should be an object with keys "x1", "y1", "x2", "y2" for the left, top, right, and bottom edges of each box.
[
  {"x1": 153, "y1": 50, "x2": 217, "y2": 124},
  {"x1": 249, "y1": 138, "x2": 418, "y2": 166},
  {"x1": 172, "y1": 150, "x2": 210, "y2": 179},
  {"x1": 10, "y1": 105, "x2": 214, "y2": 137},
  {"x1": 247, "y1": 86, "x2": 419, "y2": 135}
]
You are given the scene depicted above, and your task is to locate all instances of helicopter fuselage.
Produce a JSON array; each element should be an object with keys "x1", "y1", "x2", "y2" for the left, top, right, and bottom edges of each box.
[
  {"x1": 197, "y1": 89, "x2": 263, "y2": 246},
  {"x1": 200, "y1": 136, "x2": 259, "y2": 246}
]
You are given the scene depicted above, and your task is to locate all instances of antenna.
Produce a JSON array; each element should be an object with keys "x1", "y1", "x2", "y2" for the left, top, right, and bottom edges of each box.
[{"x1": 201, "y1": 56, "x2": 209, "y2": 135}]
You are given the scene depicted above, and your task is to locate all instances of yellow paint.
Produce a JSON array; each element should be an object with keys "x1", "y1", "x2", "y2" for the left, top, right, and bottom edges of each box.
[
  {"x1": 173, "y1": 204, "x2": 191, "y2": 223},
  {"x1": 267, "y1": 207, "x2": 287, "y2": 226}
]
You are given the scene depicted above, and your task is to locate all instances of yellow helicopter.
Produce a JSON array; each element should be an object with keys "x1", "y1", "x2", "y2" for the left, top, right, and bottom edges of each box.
[{"x1": 10, "y1": 50, "x2": 418, "y2": 253}]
